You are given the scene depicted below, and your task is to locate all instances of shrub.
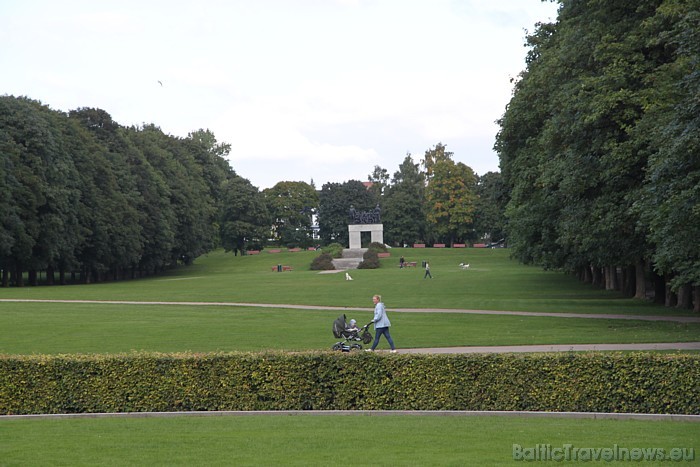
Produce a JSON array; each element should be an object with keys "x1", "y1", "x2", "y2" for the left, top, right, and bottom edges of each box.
[
  {"x1": 367, "y1": 242, "x2": 388, "y2": 253},
  {"x1": 310, "y1": 253, "x2": 335, "y2": 271},
  {"x1": 1, "y1": 352, "x2": 698, "y2": 415},
  {"x1": 324, "y1": 243, "x2": 345, "y2": 259},
  {"x1": 358, "y1": 250, "x2": 380, "y2": 269}
]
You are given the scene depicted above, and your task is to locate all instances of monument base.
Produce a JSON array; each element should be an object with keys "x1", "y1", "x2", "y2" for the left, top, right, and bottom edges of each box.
[{"x1": 348, "y1": 224, "x2": 384, "y2": 249}]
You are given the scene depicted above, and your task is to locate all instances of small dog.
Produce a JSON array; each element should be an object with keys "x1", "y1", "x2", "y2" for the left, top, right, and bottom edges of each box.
[
  {"x1": 459, "y1": 263, "x2": 470, "y2": 269},
  {"x1": 345, "y1": 272, "x2": 353, "y2": 280}
]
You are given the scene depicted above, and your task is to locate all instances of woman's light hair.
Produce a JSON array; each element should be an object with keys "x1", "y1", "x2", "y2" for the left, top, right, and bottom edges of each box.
[{"x1": 373, "y1": 294, "x2": 382, "y2": 302}]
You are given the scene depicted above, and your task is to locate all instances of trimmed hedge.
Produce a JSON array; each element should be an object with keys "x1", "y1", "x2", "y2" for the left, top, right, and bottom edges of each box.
[{"x1": 1, "y1": 352, "x2": 698, "y2": 415}]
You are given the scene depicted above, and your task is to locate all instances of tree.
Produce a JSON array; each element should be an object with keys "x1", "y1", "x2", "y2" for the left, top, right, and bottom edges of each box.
[
  {"x1": 317, "y1": 180, "x2": 374, "y2": 246},
  {"x1": 425, "y1": 159, "x2": 477, "y2": 245},
  {"x1": 367, "y1": 165, "x2": 389, "y2": 201},
  {"x1": 382, "y1": 153, "x2": 426, "y2": 246},
  {"x1": 473, "y1": 171, "x2": 507, "y2": 243},
  {"x1": 421, "y1": 142, "x2": 453, "y2": 182},
  {"x1": 263, "y1": 181, "x2": 319, "y2": 247},
  {"x1": 219, "y1": 176, "x2": 269, "y2": 254}
]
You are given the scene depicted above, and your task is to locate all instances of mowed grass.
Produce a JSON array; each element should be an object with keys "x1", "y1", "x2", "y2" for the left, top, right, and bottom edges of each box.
[
  {"x1": 1, "y1": 414, "x2": 698, "y2": 466},
  {"x1": 0, "y1": 248, "x2": 698, "y2": 354},
  {"x1": 0, "y1": 302, "x2": 698, "y2": 355},
  {"x1": 1, "y1": 248, "x2": 693, "y2": 315},
  {"x1": 2, "y1": 248, "x2": 699, "y2": 465}
]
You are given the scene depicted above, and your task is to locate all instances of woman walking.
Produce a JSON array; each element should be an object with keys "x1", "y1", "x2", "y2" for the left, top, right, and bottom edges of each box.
[{"x1": 368, "y1": 294, "x2": 397, "y2": 352}]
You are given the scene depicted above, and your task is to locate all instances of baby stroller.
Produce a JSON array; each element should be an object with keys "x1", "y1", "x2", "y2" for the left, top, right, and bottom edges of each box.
[{"x1": 331, "y1": 314, "x2": 373, "y2": 352}]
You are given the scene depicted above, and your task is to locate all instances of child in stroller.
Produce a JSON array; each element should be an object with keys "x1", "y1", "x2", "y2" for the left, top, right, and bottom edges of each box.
[{"x1": 331, "y1": 314, "x2": 373, "y2": 351}]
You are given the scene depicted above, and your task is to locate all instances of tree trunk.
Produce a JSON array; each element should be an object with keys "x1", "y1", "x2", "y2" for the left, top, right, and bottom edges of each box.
[
  {"x1": 665, "y1": 284, "x2": 677, "y2": 307},
  {"x1": 13, "y1": 264, "x2": 24, "y2": 287},
  {"x1": 591, "y1": 266, "x2": 603, "y2": 288},
  {"x1": 1, "y1": 268, "x2": 7, "y2": 287},
  {"x1": 621, "y1": 266, "x2": 635, "y2": 297},
  {"x1": 676, "y1": 284, "x2": 692, "y2": 309},
  {"x1": 28, "y1": 269, "x2": 38, "y2": 286},
  {"x1": 693, "y1": 286, "x2": 700, "y2": 313},
  {"x1": 634, "y1": 258, "x2": 646, "y2": 299},
  {"x1": 651, "y1": 269, "x2": 666, "y2": 304},
  {"x1": 583, "y1": 266, "x2": 592, "y2": 284},
  {"x1": 47, "y1": 265, "x2": 55, "y2": 285}
]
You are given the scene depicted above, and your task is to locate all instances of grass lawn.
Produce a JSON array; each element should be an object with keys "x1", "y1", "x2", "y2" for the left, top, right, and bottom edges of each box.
[
  {"x1": 0, "y1": 248, "x2": 697, "y2": 355},
  {"x1": 0, "y1": 302, "x2": 698, "y2": 354},
  {"x1": 1, "y1": 248, "x2": 694, "y2": 315},
  {"x1": 0, "y1": 414, "x2": 697, "y2": 466},
  {"x1": 1, "y1": 247, "x2": 697, "y2": 465}
]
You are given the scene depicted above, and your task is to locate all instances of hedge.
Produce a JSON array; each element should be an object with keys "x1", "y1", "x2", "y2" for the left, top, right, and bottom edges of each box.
[{"x1": 1, "y1": 352, "x2": 698, "y2": 415}]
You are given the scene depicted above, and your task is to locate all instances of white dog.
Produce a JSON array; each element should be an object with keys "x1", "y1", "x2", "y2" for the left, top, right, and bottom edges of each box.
[
  {"x1": 459, "y1": 263, "x2": 470, "y2": 269},
  {"x1": 345, "y1": 272, "x2": 353, "y2": 280}
]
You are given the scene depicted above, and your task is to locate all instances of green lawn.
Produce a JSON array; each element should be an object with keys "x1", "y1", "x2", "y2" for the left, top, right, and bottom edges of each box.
[
  {"x1": 1, "y1": 248, "x2": 693, "y2": 315},
  {"x1": 1, "y1": 414, "x2": 697, "y2": 466},
  {"x1": 2, "y1": 248, "x2": 698, "y2": 466},
  {"x1": 0, "y1": 248, "x2": 698, "y2": 355},
  {"x1": 0, "y1": 302, "x2": 698, "y2": 355}
]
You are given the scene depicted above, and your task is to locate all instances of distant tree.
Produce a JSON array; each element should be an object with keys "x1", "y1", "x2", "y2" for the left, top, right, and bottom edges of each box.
[
  {"x1": 425, "y1": 159, "x2": 477, "y2": 245},
  {"x1": 220, "y1": 176, "x2": 270, "y2": 254},
  {"x1": 473, "y1": 171, "x2": 507, "y2": 243},
  {"x1": 317, "y1": 180, "x2": 374, "y2": 246},
  {"x1": 367, "y1": 165, "x2": 389, "y2": 201},
  {"x1": 421, "y1": 142, "x2": 453, "y2": 182},
  {"x1": 382, "y1": 153, "x2": 426, "y2": 246},
  {"x1": 263, "y1": 181, "x2": 319, "y2": 247}
]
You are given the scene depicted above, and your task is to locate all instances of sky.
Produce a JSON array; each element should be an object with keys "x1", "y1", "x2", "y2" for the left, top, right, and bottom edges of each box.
[{"x1": 1, "y1": 0, "x2": 559, "y2": 189}]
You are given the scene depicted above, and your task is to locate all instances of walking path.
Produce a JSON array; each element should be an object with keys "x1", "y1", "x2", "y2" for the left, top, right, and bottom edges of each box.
[
  {"x1": 2, "y1": 298, "x2": 699, "y2": 322},
  {"x1": 2, "y1": 298, "x2": 698, "y2": 354}
]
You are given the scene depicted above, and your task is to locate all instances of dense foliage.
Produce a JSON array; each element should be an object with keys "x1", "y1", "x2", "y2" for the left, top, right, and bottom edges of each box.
[
  {"x1": 0, "y1": 97, "x2": 238, "y2": 285},
  {"x1": 1, "y1": 352, "x2": 697, "y2": 414},
  {"x1": 495, "y1": 0, "x2": 700, "y2": 310}
]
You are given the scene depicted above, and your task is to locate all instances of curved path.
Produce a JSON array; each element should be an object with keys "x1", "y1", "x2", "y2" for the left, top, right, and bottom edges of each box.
[{"x1": 3, "y1": 298, "x2": 699, "y2": 354}]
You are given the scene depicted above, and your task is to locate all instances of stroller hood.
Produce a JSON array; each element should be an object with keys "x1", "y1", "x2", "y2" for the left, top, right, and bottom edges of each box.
[{"x1": 332, "y1": 314, "x2": 347, "y2": 338}]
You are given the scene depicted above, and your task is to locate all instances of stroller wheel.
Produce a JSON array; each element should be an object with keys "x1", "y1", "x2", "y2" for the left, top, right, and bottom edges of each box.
[
  {"x1": 332, "y1": 343, "x2": 342, "y2": 351},
  {"x1": 350, "y1": 344, "x2": 362, "y2": 352}
]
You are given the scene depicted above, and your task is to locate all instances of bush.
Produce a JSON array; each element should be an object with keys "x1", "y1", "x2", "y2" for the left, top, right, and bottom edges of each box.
[
  {"x1": 324, "y1": 243, "x2": 345, "y2": 259},
  {"x1": 1, "y1": 352, "x2": 698, "y2": 415},
  {"x1": 367, "y1": 242, "x2": 388, "y2": 253},
  {"x1": 310, "y1": 253, "x2": 335, "y2": 271},
  {"x1": 358, "y1": 249, "x2": 380, "y2": 269}
]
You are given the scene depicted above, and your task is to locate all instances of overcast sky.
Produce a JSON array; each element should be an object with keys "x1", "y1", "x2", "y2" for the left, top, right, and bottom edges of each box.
[{"x1": 1, "y1": 0, "x2": 559, "y2": 189}]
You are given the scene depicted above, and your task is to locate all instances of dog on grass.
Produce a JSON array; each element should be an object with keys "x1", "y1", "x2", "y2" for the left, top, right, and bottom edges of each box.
[
  {"x1": 459, "y1": 263, "x2": 470, "y2": 269},
  {"x1": 345, "y1": 272, "x2": 353, "y2": 280}
]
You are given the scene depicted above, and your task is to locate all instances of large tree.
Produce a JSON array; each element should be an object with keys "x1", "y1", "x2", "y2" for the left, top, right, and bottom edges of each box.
[
  {"x1": 263, "y1": 181, "x2": 319, "y2": 248},
  {"x1": 317, "y1": 180, "x2": 374, "y2": 246},
  {"x1": 424, "y1": 159, "x2": 477, "y2": 245},
  {"x1": 219, "y1": 176, "x2": 269, "y2": 254},
  {"x1": 382, "y1": 153, "x2": 426, "y2": 246}
]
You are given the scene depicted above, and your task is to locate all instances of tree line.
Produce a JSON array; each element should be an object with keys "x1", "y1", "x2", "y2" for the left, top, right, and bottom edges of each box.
[
  {"x1": 1, "y1": 96, "x2": 501, "y2": 287},
  {"x1": 0, "y1": 98, "x2": 237, "y2": 286},
  {"x1": 495, "y1": 0, "x2": 699, "y2": 311}
]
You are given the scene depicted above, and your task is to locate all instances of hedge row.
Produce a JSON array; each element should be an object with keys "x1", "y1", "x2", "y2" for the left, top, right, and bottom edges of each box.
[{"x1": 1, "y1": 352, "x2": 698, "y2": 415}]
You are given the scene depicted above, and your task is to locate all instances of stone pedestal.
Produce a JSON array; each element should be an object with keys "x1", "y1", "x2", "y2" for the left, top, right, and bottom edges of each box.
[{"x1": 348, "y1": 224, "x2": 384, "y2": 249}]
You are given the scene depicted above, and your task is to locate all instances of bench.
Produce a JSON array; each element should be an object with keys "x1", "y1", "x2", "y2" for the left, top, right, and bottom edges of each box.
[
  {"x1": 377, "y1": 252, "x2": 391, "y2": 258},
  {"x1": 433, "y1": 243, "x2": 445, "y2": 248},
  {"x1": 404, "y1": 261, "x2": 417, "y2": 267},
  {"x1": 413, "y1": 243, "x2": 425, "y2": 248},
  {"x1": 271, "y1": 265, "x2": 294, "y2": 272},
  {"x1": 453, "y1": 244, "x2": 466, "y2": 248},
  {"x1": 288, "y1": 248, "x2": 302, "y2": 252},
  {"x1": 246, "y1": 250, "x2": 260, "y2": 255},
  {"x1": 268, "y1": 249, "x2": 281, "y2": 253},
  {"x1": 473, "y1": 243, "x2": 487, "y2": 248}
]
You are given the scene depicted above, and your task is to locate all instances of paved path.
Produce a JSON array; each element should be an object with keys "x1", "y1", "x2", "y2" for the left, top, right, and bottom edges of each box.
[
  {"x1": 2, "y1": 298, "x2": 699, "y2": 322},
  {"x1": 395, "y1": 342, "x2": 700, "y2": 354}
]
